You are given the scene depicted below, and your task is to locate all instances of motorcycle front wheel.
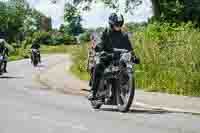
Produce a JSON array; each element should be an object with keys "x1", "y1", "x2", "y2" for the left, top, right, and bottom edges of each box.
[
  {"x1": 91, "y1": 100, "x2": 102, "y2": 109},
  {"x1": 116, "y1": 72, "x2": 135, "y2": 112},
  {"x1": 90, "y1": 78, "x2": 104, "y2": 109},
  {"x1": 0, "y1": 61, "x2": 3, "y2": 74}
]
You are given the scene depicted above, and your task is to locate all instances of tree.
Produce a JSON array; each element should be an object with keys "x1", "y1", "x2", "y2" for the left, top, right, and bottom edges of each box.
[
  {"x1": 22, "y1": 8, "x2": 46, "y2": 36},
  {"x1": 151, "y1": 0, "x2": 160, "y2": 17},
  {"x1": 72, "y1": 0, "x2": 200, "y2": 24},
  {"x1": 72, "y1": 0, "x2": 142, "y2": 14},
  {"x1": 0, "y1": 0, "x2": 51, "y2": 42},
  {"x1": 0, "y1": 0, "x2": 29, "y2": 42},
  {"x1": 64, "y1": 3, "x2": 84, "y2": 36},
  {"x1": 184, "y1": 0, "x2": 200, "y2": 23},
  {"x1": 59, "y1": 24, "x2": 65, "y2": 33}
]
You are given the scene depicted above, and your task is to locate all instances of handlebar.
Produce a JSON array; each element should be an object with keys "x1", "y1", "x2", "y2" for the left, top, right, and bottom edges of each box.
[
  {"x1": 113, "y1": 48, "x2": 128, "y2": 53},
  {"x1": 97, "y1": 49, "x2": 129, "y2": 55}
]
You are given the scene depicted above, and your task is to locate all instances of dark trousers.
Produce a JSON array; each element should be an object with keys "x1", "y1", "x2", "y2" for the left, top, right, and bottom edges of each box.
[{"x1": 91, "y1": 56, "x2": 111, "y2": 93}]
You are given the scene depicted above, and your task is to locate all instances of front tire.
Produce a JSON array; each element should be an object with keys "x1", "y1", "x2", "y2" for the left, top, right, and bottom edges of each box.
[
  {"x1": 116, "y1": 72, "x2": 135, "y2": 112},
  {"x1": 90, "y1": 78, "x2": 104, "y2": 109},
  {"x1": 91, "y1": 100, "x2": 102, "y2": 109},
  {"x1": 2, "y1": 62, "x2": 6, "y2": 73},
  {"x1": 0, "y1": 62, "x2": 2, "y2": 75}
]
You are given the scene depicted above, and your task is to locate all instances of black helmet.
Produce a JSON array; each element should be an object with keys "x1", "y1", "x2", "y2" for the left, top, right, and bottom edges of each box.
[{"x1": 108, "y1": 13, "x2": 124, "y2": 27}]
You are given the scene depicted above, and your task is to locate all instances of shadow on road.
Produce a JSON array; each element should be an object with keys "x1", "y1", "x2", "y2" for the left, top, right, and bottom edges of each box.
[
  {"x1": 81, "y1": 88, "x2": 90, "y2": 92},
  {"x1": 36, "y1": 64, "x2": 47, "y2": 68},
  {"x1": 100, "y1": 107, "x2": 172, "y2": 114},
  {"x1": 0, "y1": 76, "x2": 24, "y2": 79},
  {"x1": 130, "y1": 108, "x2": 171, "y2": 114}
]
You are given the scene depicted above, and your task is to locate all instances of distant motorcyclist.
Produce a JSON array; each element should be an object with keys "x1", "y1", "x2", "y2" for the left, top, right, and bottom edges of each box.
[
  {"x1": 31, "y1": 40, "x2": 41, "y2": 63},
  {"x1": 88, "y1": 13, "x2": 140, "y2": 100},
  {"x1": 0, "y1": 39, "x2": 9, "y2": 74}
]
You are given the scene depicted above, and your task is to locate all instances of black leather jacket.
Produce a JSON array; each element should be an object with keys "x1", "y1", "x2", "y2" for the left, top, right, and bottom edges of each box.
[
  {"x1": 31, "y1": 43, "x2": 40, "y2": 50},
  {"x1": 0, "y1": 45, "x2": 8, "y2": 56},
  {"x1": 95, "y1": 28, "x2": 133, "y2": 53}
]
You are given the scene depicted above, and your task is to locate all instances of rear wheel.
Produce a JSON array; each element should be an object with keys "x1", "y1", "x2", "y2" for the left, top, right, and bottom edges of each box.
[
  {"x1": 33, "y1": 60, "x2": 38, "y2": 67},
  {"x1": 33, "y1": 54, "x2": 38, "y2": 67},
  {"x1": 116, "y1": 72, "x2": 135, "y2": 112}
]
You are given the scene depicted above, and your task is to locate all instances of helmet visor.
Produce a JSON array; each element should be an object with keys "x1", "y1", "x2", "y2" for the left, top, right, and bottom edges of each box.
[{"x1": 114, "y1": 21, "x2": 123, "y2": 27}]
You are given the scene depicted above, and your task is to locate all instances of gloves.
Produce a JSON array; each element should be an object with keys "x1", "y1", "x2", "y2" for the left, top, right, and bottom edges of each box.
[
  {"x1": 131, "y1": 55, "x2": 140, "y2": 64},
  {"x1": 113, "y1": 52, "x2": 120, "y2": 60}
]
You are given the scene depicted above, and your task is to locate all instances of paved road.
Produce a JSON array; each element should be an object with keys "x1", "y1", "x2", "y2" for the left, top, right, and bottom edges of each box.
[{"x1": 0, "y1": 55, "x2": 200, "y2": 133}]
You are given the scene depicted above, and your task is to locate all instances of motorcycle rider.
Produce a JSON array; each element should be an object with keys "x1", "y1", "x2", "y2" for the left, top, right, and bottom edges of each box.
[
  {"x1": 88, "y1": 33, "x2": 98, "y2": 86},
  {"x1": 0, "y1": 39, "x2": 9, "y2": 74},
  {"x1": 88, "y1": 13, "x2": 140, "y2": 100},
  {"x1": 31, "y1": 39, "x2": 41, "y2": 63}
]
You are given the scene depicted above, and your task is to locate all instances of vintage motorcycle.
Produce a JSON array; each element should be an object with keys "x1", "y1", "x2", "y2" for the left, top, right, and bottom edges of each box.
[
  {"x1": 89, "y1": 48, "x2": 138, "y2": 112},
  {"x1": 31, "y1": 49, "x2": 40, "y2": 67},
  {"x1": 0, "y1": 50, "x2": 7, "y2": 75}
]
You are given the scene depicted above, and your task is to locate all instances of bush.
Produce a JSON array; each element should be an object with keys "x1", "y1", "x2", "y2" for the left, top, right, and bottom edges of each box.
[
  {"x1": 70, "y1": 44, "x2": 90, "y2": 80},
  {"x1": 63, "y1": 34, "x2": 76, "y2": 45},
  {"x1": 22, "y1": 37, "x2": 32, "y2": 48},
  {"x1": 49, "y1": 34, "x2": 76, "y2": 45},
  {"x1": 33, "y1": 31, "x2": 51, "y2": 44},
  {"x1": 70, "y1": 22, "x2": 200, "y2": 96},
  {"x1": 79, "y1": 32, "x2": 91, "y2": 43},
  {"x1": 134, "y1": 21, "x2": 200, "y2": 96}
]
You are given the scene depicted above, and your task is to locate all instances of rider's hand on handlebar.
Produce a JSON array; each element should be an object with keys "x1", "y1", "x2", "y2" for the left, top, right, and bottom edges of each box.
[{"x1": 131, "y1": 55, "x2": 140, "y2": 64}]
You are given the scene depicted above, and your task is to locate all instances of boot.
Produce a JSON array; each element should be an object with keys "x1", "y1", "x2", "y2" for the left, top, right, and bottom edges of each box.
[{"x1": 88, "y1": 90, "x2": 97, "y2": 100}]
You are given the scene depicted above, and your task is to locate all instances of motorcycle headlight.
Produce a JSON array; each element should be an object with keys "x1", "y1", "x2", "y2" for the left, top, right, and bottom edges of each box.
[{"x1": 0, "y1": 56, "x2": 3, "y2": 60}]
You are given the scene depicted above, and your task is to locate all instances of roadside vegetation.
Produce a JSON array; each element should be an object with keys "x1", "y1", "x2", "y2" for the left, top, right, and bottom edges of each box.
[
  {"x1": 2, "y1": 0, "x2": 200, "y2": 96},
  {"x1": 68, "y1": 0, "x2": 200, "y2": 97},
  {"x1": 70, "y1": 22, "x2": 200, "y2": 97},
  {"x1": 0, "y1": 0, "x2": 87, "y2": 61}
]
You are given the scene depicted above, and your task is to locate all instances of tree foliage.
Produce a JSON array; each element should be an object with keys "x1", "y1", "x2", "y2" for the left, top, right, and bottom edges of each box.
[
  {"x1": 0, "y1": 0, "x2": 50, "y2": 42},
  {"x1": 72, "y1": 0, "x2": 200, "y2": 24},
  {"x1": 0, "y1": 0, "x2": 28, "y2": 42},
  {"x1": 22, "y1": 8, "x2": 45, "y2": 36},
  {"x1": 64, "y1": 3, "x2": 84, "y2": 36}
]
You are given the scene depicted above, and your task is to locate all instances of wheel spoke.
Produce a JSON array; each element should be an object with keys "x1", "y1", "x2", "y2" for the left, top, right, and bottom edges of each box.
[
  {"x1": 119, "y1": 84, "x2": 131, "y2": 105},
  {"x1": 120, "y1": 93, "x2": 126, "y2": 104},
  {"x1": 117, "y1": 72, "x2": 134, "y2": 112}
]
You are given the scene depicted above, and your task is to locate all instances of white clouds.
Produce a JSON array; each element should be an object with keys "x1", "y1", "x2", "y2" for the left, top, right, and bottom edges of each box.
[
  {"x1": 81, "y1": 0, "x2": 153, "y2": 28},
  {"x1": 0, "y1": 0, "x2": 9, "y2": 2},
  {"x1": 27, "y1": 0, "x2": 65, "y2": 28},
  {"x1": 81, "y1": 2, "x2": 113, "y2": 28},
  {"x1": 27, "y1": 0, "x2": 153, "y2": 29}
]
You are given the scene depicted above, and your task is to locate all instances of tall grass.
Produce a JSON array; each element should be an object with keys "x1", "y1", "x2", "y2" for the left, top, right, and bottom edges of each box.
[
  {"x1": 70, "y1": 22, "x2": 200, "y2": 96},
  {"x1": 134, "y1": 22, "x2": 200, "y2": 96},
  {"x1": 70, "y1": 44, "x2": 90, "y2": 80}
]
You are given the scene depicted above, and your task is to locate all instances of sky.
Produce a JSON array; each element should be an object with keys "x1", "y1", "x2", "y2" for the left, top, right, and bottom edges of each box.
[{"x1": 27, "y1": 0, "x2": 153, "y2": 29}]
